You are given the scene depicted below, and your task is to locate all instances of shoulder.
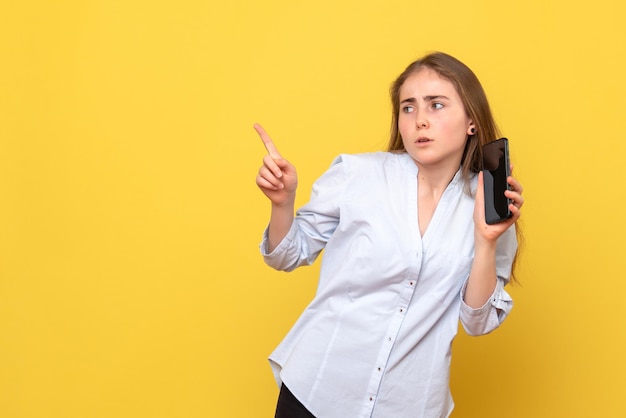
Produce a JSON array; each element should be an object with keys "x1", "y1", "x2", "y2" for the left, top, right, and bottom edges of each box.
[
  {"x1": 329, "y1": 151, "x2": 414, "y2": 174},
  {"x1": 313, "y1": 152, "x2": 416, "y2": 192}
]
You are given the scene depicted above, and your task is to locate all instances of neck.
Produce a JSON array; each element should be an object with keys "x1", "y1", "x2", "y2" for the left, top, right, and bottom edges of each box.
[{"x1": 415, "y1": 163, "x2": 460, "y2": 193}]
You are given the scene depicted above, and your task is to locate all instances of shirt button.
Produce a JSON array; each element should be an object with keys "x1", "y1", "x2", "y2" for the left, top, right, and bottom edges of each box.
[
  {"x1": 369, "y1": 397, "x2": 374, "y2": 401},
  {"x1": 399, "y1": 308, "x2": 404, "y2": 312},
  {"x1": 388, "y1": 337, "x2": 392, "y2": 342}
]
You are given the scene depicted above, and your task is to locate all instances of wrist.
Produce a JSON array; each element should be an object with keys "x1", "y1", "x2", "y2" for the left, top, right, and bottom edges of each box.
[
  {"x1": 473, "y1": 234, "x2": 498, "y2": 255},
  {"x1": 271, "y1": 191, "x2": 296, "y2": 208},
  {"x1": 272, "y1": 197, "x2": 295, "y2": 210}
]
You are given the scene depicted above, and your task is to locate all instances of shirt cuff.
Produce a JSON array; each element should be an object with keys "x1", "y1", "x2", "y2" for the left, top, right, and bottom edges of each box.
[
  {"x1": 459, "y1": 277, "x2": 513, "y2": 335},
  {"x1": 259, "y1": 221, "x2": 302, "y2": 271}
]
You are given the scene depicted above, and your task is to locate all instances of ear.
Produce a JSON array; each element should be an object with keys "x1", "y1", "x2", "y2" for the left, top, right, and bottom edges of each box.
[{"x1": 467, "y1": 122, "x2": 476, "y2": 136}]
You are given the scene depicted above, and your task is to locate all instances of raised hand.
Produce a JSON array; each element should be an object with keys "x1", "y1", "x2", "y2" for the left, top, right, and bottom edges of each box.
[{"x1": 254, "y1": 123, "x2": 298, "y2": 207}]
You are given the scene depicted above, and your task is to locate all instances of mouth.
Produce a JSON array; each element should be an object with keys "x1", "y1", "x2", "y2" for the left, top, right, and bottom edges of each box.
[{"x1": 415, "y1": 137, "x2": 432, "y2": 144}]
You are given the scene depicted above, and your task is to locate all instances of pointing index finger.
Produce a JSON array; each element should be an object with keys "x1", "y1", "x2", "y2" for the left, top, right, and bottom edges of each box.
[{"x1": 254, "y1": 123, "x2": 282, "y2": 159}]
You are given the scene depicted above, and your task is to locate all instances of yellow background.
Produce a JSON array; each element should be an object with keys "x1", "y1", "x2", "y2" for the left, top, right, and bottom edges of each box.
[{"x1": 1, "y1": 0, "x2": 625, "y2": 417}]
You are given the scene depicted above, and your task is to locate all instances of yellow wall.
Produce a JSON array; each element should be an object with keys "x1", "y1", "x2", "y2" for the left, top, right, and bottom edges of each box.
[{"x1": 1, "y1": 0, "x2": 624, "y2": 417}]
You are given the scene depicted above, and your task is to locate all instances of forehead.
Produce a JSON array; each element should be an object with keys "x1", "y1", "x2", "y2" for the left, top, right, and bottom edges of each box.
[{"x1": 399, "y1": 68, "x2": 459, "y2": 99}]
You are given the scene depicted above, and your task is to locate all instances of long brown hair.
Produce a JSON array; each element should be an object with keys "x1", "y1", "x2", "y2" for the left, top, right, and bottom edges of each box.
[{"x1": 388, "y1": 52, "x2": 522, "y2": 283}]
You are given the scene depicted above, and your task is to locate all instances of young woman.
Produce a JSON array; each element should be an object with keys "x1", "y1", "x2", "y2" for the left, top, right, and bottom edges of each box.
[{"x1": 255, "y1": 52, "x2": 524, "y2": 418}]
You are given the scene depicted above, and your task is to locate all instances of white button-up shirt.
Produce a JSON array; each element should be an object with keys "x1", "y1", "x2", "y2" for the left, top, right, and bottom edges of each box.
[{"x1": 261, "y1": 152, "x2": 516, "y2": 418}]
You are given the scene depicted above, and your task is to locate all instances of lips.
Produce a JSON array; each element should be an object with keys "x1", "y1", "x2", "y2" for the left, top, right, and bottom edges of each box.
[{"x1": 415, "y1": 137, "x2": 432, "y2": 143}]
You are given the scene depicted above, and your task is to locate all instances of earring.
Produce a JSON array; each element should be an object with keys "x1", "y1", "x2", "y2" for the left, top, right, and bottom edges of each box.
[{"x1": 469, "y1": 127, "x2": 476, "y2": 135}]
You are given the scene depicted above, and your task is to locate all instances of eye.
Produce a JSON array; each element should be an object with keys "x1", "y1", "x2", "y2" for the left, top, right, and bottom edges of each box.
[
  {"x1": 402, "y1": 105, "x2": 415, "y2": 113},
  {"x1": 431, "y1": 102, "x2": 444, "y2": 110}
]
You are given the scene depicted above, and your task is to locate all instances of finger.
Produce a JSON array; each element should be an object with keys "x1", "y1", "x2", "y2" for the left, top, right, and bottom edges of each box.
[
  {"x1": 254, "y1": 123, "x2": 282, "y2": 159},
  {"x1": 258, "y1": 163, "x2": 284, "y2": 188},
  {"x1": 508, "y1": 202, "x2": 521, "y2": 222},
  {"x1": 476, "y1": 171, "x2": 487, "y2": 201},
  {"x1": 507, "y1": 176, "x2": 524, "y2": 194},
  {"x1": 507, "y1": 193, "x2": 524, "y2": 209},
  {"x1": 476, "y1": 171, "x2": 484, "y2": 192},
  {"x1": 474, "y1": 171, "x2": 486, "y2": 219},
  {"x1": 263, "y1": 154, "x2": 283, "y2": 179},
  {"x1": 505, "y1": 182, "x2": 525, "y2": 207},
  {"x1": 256, "y1": 173, "x2": 282, "y2": 191}
]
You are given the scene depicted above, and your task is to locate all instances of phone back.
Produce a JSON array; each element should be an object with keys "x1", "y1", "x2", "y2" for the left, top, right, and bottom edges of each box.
[{"x1": 482, "y1": 138, "x2": 512, "y2": 224}]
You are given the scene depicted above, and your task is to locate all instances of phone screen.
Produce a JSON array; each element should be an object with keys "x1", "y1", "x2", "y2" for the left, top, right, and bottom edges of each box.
[{"x1": 482, "y1": 138, "x2": 512, "y2": 224}]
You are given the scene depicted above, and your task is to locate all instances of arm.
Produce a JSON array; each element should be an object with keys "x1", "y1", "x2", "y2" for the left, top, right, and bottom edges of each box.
[
  {"x1": 463, "y1": 229, "x2": 500, "y2": 309},
  {"x1": 259, "y1": 153, "x2": 345, "y2": 272},
  {"x1": 465, "y1": 170, "x2": 523, "y2": 307},
  {"x1": 254, "y1": 124, "x2": 298, "y2": 252},
  {"x1": 461, "y1": 170, "x2": 523, "y2": 335},
  {"x1": 267, "y1": 199, "x2": 296, "y2": 253}
]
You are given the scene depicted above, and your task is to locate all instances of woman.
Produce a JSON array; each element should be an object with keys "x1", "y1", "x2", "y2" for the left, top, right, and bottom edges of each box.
[{"x1": 255, "y1": 51, "x2": 524, "y2": 418}]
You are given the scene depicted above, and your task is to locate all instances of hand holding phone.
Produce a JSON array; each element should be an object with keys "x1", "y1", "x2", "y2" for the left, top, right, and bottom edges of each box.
[{"x1": 482, "y1": 138, "x2": 512, "y2": 224}]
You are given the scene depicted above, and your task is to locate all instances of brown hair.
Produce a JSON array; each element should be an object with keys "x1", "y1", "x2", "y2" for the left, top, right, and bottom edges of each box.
[{"x1": 388, "y1": 52, "x2": 522, "y2": 283}]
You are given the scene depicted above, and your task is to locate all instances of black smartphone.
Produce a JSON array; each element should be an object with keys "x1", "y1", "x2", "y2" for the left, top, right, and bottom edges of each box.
[{"x1": 482, "y1": 137, "x2": 512, "y2": 224}]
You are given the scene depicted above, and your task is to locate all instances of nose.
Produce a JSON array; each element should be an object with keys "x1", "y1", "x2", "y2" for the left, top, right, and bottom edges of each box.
[
  {"x1": 416, "y1": 117, "x2": 428, "y2": 129},
  {"x1": 413, "y1": 107, "x2": 429, "y2": 129}
]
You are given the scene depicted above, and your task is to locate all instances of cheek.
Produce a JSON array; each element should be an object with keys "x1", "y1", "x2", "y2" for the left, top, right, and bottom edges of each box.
[
  {"x1": 398, "y1": 116, "x2": 412, "y2": 136},
  {"x1": 439, "y1": 116, "x2": 467, "y2": 135}
]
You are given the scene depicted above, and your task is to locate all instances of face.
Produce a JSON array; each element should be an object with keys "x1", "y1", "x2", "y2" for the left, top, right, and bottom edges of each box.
[{"x1": 398, "y1": 68, "x2": 475, "y2": 170}]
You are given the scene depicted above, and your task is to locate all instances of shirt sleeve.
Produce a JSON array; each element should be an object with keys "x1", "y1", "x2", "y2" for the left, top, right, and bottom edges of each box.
[
  {"x1": 459, "y1": 276, "x2": 513, "y2": 336},
  {"x1": 459, "y1": 224, "x2": 517, "y2": 336},
  {"x1": 259, "y1": 155, "x2": 346, "y2": 272}
]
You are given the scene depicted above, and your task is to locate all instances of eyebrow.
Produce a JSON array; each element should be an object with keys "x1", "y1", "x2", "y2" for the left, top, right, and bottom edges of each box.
[
  {"x1": 400, "y1": 95, "x2": 450, "y2": 104},
  {"x1": 424, "y1": 95, "x2": 450, "y2": 101}
]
